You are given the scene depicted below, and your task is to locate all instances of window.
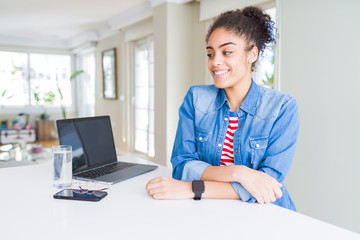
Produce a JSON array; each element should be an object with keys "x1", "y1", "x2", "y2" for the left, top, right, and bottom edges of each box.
[
  {"x1": 0, "y1": 51, "x2": 71, "y2": 109},
  {"x1": 252, "y1": 7, "x2": 276, "y2": 89},
  {"x1": 132, "y1": 36, "x2": 155, "y2": 158}
]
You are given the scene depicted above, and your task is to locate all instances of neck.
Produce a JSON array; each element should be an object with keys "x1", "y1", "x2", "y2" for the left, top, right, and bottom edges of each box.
[{"x1": 225, "y1": 77, "x2": 252, "y2": 112}]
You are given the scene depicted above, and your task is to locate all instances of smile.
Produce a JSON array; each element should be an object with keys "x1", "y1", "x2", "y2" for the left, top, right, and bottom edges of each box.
[{"x1": 213, "y1": 69, "x2": 230, "y2": 78}]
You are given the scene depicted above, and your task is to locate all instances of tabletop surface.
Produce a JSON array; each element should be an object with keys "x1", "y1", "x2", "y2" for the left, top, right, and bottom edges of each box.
[{"x1": 1, "y1": 155, "x2": 359, "y2": 240}]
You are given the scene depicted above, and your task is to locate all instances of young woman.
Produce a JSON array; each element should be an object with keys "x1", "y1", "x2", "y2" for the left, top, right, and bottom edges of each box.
[{"x1": 146, "y1": 6, "x2": 299, "y2": 211}]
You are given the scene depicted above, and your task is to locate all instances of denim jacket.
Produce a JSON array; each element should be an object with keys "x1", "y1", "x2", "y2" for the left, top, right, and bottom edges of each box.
[{"x1": 171, "y1": 80, "x2": 299, "y2": 211}]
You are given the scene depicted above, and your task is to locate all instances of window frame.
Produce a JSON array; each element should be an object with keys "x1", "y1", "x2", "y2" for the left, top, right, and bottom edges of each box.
[{"x1": 130, "y1": 35, "x2": 155, "y2": 160}]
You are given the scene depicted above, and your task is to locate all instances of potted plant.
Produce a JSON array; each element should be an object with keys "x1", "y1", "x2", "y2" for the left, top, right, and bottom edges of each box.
[
  {"x1": 34, "y1": 70, "x2": 84, "y2": 140},
  {"x1": 34, "y1": 89, "x2": 55, "y2": 120},
  {"x1": 34, "y1": 70, "x2": 84, "y2": 119}
]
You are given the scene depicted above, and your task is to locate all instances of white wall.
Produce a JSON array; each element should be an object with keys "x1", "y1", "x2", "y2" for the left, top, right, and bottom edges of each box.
[
  {"x1": 95, "y1": 33, "x2": 126, "y2": 152},
  {"x1": 153, "y1": 2, "x2": 207, "y2": 167},
  {"x1": 279, "y1": 0, "x2": 360, "y2": 233},
  {"x1": 153, "y1": 3, "x2": 169, "y2": 166}
]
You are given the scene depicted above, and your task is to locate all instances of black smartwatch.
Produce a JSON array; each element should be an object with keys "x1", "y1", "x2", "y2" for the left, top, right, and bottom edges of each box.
[{"x1": 192, "y1": 180, "x2": 205, "y2": 200}]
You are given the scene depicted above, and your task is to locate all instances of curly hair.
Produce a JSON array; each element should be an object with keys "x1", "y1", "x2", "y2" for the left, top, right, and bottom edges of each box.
[{"x1": 206, "y1": 6, "x2": 277, "y2": 71}]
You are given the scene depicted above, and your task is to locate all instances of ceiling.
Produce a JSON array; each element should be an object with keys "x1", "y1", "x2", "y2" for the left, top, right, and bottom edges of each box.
[{"x1": 0, "y1": 0, "x2": 148, "y2": 49}]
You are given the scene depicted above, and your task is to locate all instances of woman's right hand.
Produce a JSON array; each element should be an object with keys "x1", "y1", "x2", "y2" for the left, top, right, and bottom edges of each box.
[{"x1": 236, "y1": 166, "x2": 283, "y2": 204}]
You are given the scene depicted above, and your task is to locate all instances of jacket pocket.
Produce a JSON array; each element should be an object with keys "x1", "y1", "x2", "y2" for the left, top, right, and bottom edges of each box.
[
  {"x1": 195, "y1": 128, "x2": 210, "y2": 159},
  {"x1": 195, "y1": 128, "x2": 210, "y2": 142},
  {"x1": 249, "y1": 136, "x2": 268, "y2": 165}
]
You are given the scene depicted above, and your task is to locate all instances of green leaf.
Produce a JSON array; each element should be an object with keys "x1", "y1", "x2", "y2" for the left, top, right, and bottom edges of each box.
[
  {"x1": 58, "y1": 86, "x2": 63, "y2": 100},
  {"x1": 48, "y1": 92, "x2": 55, "y2": 98},
  {"x1": 61, "y1": 105, "x2": 66, "y2": 119},
  {"x1": 70, "y1": 70, "x2": 84, "y2": 80},
  {"x1": 34, "y1": 92, "x2": 40, "y2": 102},
  {"x1": 53, "y1": 70, "x2": 84, "y2": 119},
  {"x1": 1, "y1": 89, "x2": 7, "y2": 97},
  {"x1": 43, "y1": 91, "x2": 55, "y2": 103}
]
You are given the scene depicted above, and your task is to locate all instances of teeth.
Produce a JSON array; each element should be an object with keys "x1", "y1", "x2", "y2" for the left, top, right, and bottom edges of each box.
[{"x1": 214, "y1": 70, "x2": 228, "y2": 76}]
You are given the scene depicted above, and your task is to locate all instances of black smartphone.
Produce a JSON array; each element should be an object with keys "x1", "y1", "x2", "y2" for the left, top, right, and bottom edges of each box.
[{"x1": 53, "y1": 189, "x2": 108, "y2": 202}]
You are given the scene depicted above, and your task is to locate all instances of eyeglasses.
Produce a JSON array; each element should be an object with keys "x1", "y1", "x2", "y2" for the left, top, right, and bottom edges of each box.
[
  {"x1": 69, "y1": 180, "x2": 110, "y2": 197},
  {"x1": 70, "y1": 180, "x2": 111, "y2": 191},
  {"x1": 77, "y1": 186, "x2": 108, "y2": 192},
  {"x1": 69, "y1": 186, "x2": 109, "y2": 197}
]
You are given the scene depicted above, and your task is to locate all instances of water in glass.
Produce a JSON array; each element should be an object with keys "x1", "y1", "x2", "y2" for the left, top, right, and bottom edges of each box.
[{"x1": 53, "y1": 146, "x2": 72, "y2": 188}]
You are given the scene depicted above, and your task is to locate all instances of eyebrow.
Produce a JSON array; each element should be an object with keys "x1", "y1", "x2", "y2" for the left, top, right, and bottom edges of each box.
[{"x1": 206, "y1": 42, "x2": 236, "y2": 49}]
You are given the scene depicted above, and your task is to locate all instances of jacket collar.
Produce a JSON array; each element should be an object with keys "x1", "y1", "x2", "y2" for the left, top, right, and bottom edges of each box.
[{"x1": 216, "y1": 79, "x2": 260, "y2": 116}]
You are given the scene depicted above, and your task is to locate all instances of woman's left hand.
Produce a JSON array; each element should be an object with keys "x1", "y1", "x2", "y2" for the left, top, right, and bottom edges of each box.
[{"x1": 146, "y1": 176, "x2": 194, "y2": 200}]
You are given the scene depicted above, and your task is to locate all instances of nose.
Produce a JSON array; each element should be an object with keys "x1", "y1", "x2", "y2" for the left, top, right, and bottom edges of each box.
[{"x1": 211, "y1": 53, "x2": 223, "y2": 66}]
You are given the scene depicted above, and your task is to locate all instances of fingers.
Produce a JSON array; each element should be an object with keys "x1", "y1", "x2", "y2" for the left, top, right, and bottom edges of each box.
[
  {"x1": 146, "y1": 176, "x2": 169, "y2": 191},
  {"x1": 256, "y1": 194, "x2": 275, "y2": 204},
  {"x1": 146, "y1": 184, "x2": 164, "y2": 199},
  {"x1": 146, "y1": 177, "x2": 164, "y2": 198},
  {"x1": 146, "y1": 177, "x2": 193, "y2": 200},
  {"x1": 152, "y1": 193, "x2": 164, "y2": 200},
  {"x1": 268, "y1": 192, "x2": 276, "y2": 203},
  {"x1": 146, "y1": 176, "x2": 175, "y2": 199},
  {"x1": 146, "y1": 181, "x2": 161, "y2": 191},
  {"x1": 254, "y1": 185, "x2": 282, "y2": 204},
  {"x1": 256, "y1": 193, "x2": 273, "y2": 204},
  {"x1": 274, "y1": 187, "x2": 283, "y2": 199},
  {"x1": 238, "y1": 169, "x2": 284, "y2": 204},
  {"x1": 256, "y1": 197, "x2": 264, "y2": 204},
  {"x1": 147, "y1": 184, "x2": 161, "y2": 196},
  {"x1": 263, "y1": 195, "x2": 270, "y2": 204},
  {"x1": 147, "y1": 176, "x2": 168, "y2": 185}
]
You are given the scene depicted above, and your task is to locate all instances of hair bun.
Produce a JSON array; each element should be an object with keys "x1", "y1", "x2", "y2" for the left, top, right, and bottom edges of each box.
[
  {"x1": 242, "y1": 6, "x2": 276, "y2": 46},
  {"x1": 242, "y1": 6, "x2": 267, "y2": 23}
]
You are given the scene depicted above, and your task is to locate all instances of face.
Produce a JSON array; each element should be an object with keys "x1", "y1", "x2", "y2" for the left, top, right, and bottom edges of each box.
[{"x1": 206, "y1": 27, "x2": 257, "y2": 90}]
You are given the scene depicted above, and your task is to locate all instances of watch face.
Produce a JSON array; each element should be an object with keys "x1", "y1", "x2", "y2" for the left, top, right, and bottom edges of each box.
[{"x1": 192, "y1": 180, "x2": 205, "y2": 193}]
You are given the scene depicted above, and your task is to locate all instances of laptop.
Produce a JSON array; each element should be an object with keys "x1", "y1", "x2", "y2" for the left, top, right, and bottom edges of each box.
[{"x1": 56, "y1": 115, "x2": 157, "y2": 184}]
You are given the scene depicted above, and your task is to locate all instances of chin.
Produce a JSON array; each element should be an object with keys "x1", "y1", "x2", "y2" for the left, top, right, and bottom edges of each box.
[{"x1": 214, "y1": 79, "x2": 230, "y2": 89}]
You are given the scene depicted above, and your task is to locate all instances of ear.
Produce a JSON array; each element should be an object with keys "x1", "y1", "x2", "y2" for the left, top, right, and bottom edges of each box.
[{"x1": 247, "y1": 45, "x2": 258, "y2": 63}]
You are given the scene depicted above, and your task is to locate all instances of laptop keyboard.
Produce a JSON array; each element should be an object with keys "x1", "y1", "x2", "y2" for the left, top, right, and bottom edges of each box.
[{"x1": 76, "y1": 161, "x2": 137, "y2": 179}]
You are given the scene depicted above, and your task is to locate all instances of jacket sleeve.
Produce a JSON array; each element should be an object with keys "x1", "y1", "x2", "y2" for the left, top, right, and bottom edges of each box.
[{"x1": 171, "y1": 87, "x2": 212, "y2": 181}]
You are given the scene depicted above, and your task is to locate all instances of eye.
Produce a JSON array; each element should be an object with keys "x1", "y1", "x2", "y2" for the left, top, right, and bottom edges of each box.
[
  {"x1": 207, "y1": 53, "x2": 214, "y2": 58},
  {"x1": 223, "y1": 51, "x2": 232, "y2": 55}
]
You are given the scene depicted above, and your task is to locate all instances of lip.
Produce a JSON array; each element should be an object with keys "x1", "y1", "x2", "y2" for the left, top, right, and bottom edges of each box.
[{"x1": 213, "y1": 69, "x2": 230, "y2": 78}]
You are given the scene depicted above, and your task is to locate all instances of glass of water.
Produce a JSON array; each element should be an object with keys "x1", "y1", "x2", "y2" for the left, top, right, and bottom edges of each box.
[{"x1": 52, "y1": 145, "x2": 72, "y2": 189}]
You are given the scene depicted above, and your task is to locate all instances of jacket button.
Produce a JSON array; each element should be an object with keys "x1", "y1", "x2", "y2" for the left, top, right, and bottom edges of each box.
[
  {"x1": 239, "y1": 124, "x2": 243, "y2": 128},
  {"x1": 256, "y1": 144, "x2": 260, "y2": 148},
  {"x1": 199, "y1": 137, "x2": 203, "y2": 141},
  {"x1": 224, "y1": 118, "x2": 228, "y2": 121},
  {"x1": 218, "y1": 143, "x2": 222, "y2": 147},
  {"x1": 235, "y1": 149, "x2": 239, "y2": 153}
]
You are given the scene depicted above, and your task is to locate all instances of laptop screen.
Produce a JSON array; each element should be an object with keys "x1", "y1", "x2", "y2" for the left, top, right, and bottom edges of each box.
[{"x1": 56, "y1": 116, "x2": 117, "y2": 174}]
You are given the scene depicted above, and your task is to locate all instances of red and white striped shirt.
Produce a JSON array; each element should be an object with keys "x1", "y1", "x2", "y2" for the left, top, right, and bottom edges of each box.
[{"x1": 220, "y1": 112, "x2": 238, "y2": 166}]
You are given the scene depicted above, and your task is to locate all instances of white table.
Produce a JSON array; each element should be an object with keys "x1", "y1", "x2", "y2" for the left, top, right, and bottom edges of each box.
[{"x1": 1, "y1": 155, "x2": 359, "y2": 240}]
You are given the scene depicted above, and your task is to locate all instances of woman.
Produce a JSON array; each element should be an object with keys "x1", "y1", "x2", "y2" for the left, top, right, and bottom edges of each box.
[{"x1": 146, "y1": 6, "x2": 299, "y2": 211}]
